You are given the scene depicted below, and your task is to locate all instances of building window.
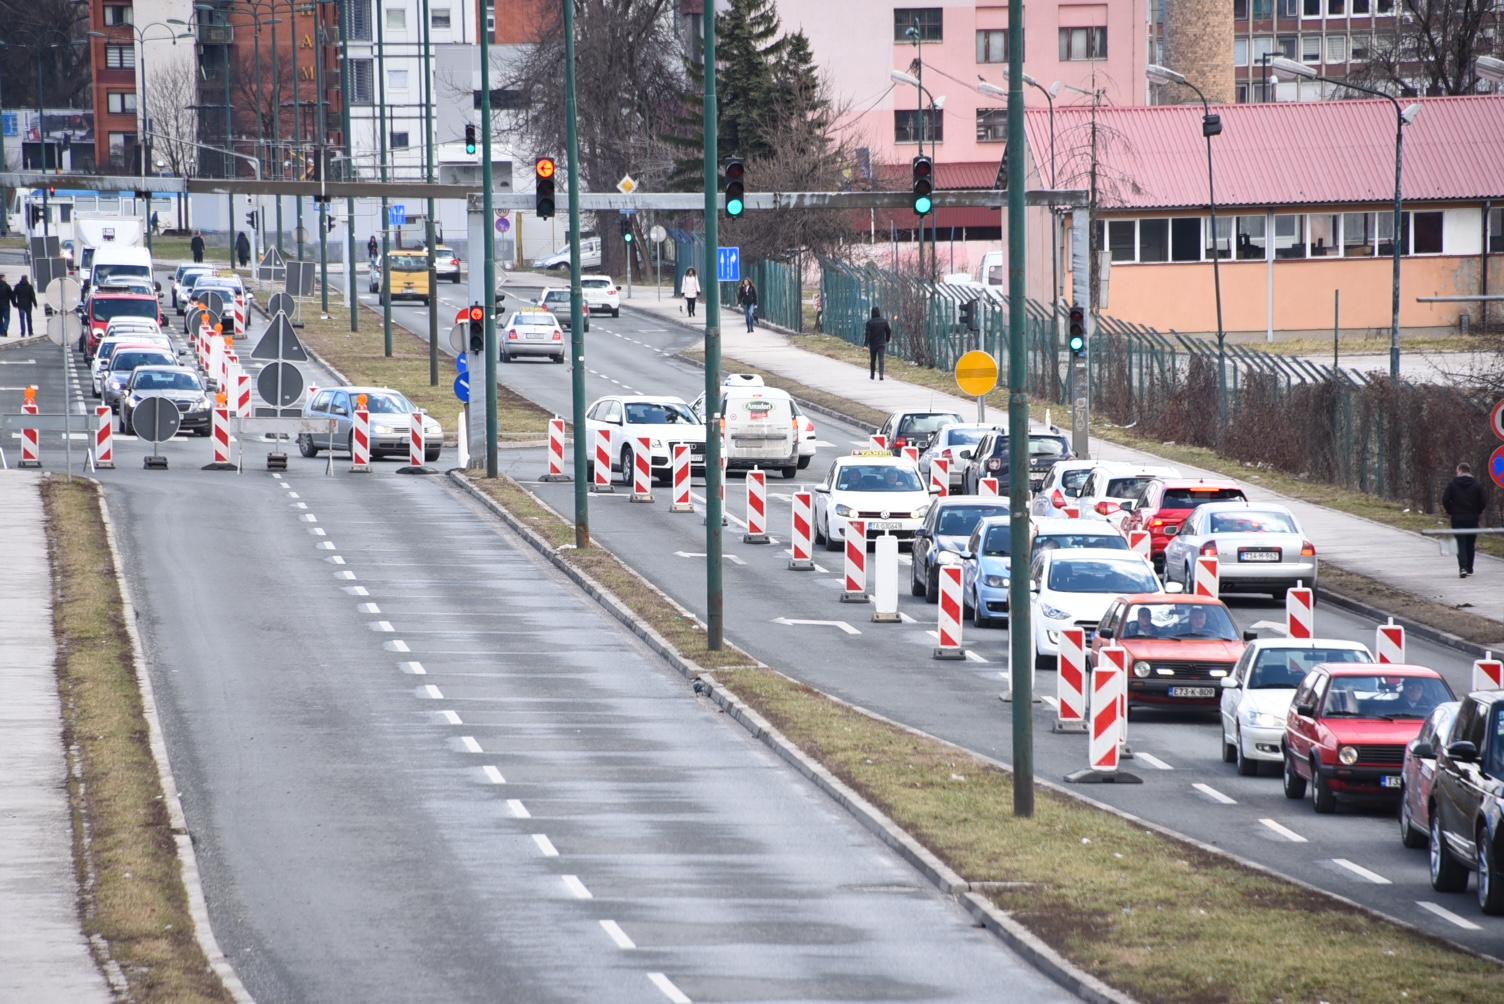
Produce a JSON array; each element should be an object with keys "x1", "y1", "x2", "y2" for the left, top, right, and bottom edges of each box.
[
  {"x1": 1235, "y1": 83, "x2": 1250, "y2": 102},
  {"x1": 106, "y1": 92, "x2": 137, "y2": 114},
  {"x1": 1170, "y1": 218, "x2": 1202, "y2": 262},
  {"x1": 350, "y1": 0, "x2": 372, "y2": 41},
  {"x1": 1108, "y1": 220, "x2": 1137, "y2": 263},
  {"x1": 1351, "y1": 34, "x2": 1370, "y2": 62},
  {"x1": 1377, "y1": 0, "x2": 1395, "y2": 13},
  {"x1": 1277, "y1": 35, "x2": 1298, "y2": 58},
  {"x1": 390, "y1": 131, "x2": 410, "y2": 150},
  {"x1": 1138, "y1": 219, "x2": 1170, "y2": 263},
  {"x1": 1309, "y1": 213, "x2": 1339, "y2": 256},
  {"x1": 976, "y1": 29, "x2": 1015, "y2": 63},
  {"x1": 1328, "y1": 0, "x2": 1346, "y2": 13},
  {"x1": 385, "y1": 7, "x2": 406, "y2": 32},
  {"x1": 1207, "y1": 217, "x2": 1233, "y2": 259},
  {"x1": 1342, "y1": 212, "x2": 1375, "y2": 256},
  {"x1": 1253, "y1": 36, "x2": 1276, "y2": 62},
  {"x1": 349, "y1": 59, "x2": 374, "y2": 105},
  {"x1": 1326, "y1": 35, "x2": 1347, "y2": 63},
  {"x1": 1377, "y1": 212, "x2": 1403, "y2": 256},
  {"x1": 107, "y1": 132, "x2": 135, "y2": 159},
  {"x1": 105, "y1": 45, "x2": 135, "y2": 69},
  {"x1": 1301, "y1": 36, "x2": 1321, "y2": 63},
  {"x1": 1234, "y1": 0, "x2": 1248, "y2": 16},
  {"x1": 1273, "y1": 214, "x2": 1306, "y2": 258},
  {"x1": 431, "y1": 7, "x2": 451, "y2": 30},
  {"x1": 1352, "y1": 0, "x2": 1371, "y2": 12},
  {"x1": 1411, "y1": 211, "x2": 1444, "y2": 255},
  {"x1": 1253, "y1": 0, "x2": 1273, "y2": 15},
  {"x1": 894, "y1": 109, "x2": 942, "y2": 144},
  {"x1": 1303, "y1": 0, "x2": 1320, "y2": 15},
  {"x1": 895, "y1": 8, "x2": 943, "y2": 43},
  {"x1": 976, "y1": 109, "x2": 1007, "y2": 142},
  {"x1": 1489, "y1": 208, "x2": 1504, "y2": 254},
  {"x1": 387, "y1": 68, "x2": 408, "y2": 91},
  {"x1": 1236, "y1": 215, "x2": 1267, "y2": 259},
  {"x1": 103, "y1": 5, "x2": 133, "y2": 26},
  {"x1": 1059, "y1": 26, "x2": 1108, "y2": 61},
  {"x1": 1235, "y1": 39, "x2": 1249, "y2": 66},
  {"x1": 1281, "y1": 0, "x2": 1300, "y2": 14}
]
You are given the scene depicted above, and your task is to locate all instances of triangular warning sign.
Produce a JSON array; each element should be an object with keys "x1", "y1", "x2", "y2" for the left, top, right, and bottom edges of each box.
[
  {"x1": 251, "y1": 312, "x2": 310, "y2": 362},
  {"x1": 258, "y1": 246, "x2": 286, "y2": 268}
]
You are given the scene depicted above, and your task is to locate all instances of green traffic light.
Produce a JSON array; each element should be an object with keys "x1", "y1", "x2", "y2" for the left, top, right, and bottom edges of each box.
[
  {"x1": 913, "y1": 195, "x2": 932, "y2": 216},
  {"x1": 1069, "y1": 335, "x2": 1085, "y2": 353},
  {"x1": 466, "y1": 143, "x2": 476, "y2": 155},
  {"x1": 727, "y1": 198, "x2": 744, "y2": 218}
]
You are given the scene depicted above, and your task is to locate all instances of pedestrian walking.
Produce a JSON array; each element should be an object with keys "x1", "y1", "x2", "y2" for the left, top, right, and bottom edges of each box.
[
  {"x1": 0, "y1": 274, "x2": 11, "y2": 337},
  {"x1": 150, "y1": 211, "x2": 160, "y2": 235},
  {"x1": 236, "y1": 231, "x2": 251, "y2": 268},
  {"x1": 736, "y1": 278, "x2": 758, "y2": 332},
  {"x1": 367, "y1": 234, "x2": 380, "y2": 267},
  {"x1": 682, "y1": 267, "x2": 700, "y2": 317},
  {"x1": 13, "y1": 276, "x2": 37, "y2": 338},
  {"x1": 1442, "y1": 462, "x2": 1489, "y2": 578},
  {"x1": 863, "y1": 306, "x2": 891, "y2": 380},
  {"x1": 190, "y1": 231, "x2": 205, "y2": 263}
]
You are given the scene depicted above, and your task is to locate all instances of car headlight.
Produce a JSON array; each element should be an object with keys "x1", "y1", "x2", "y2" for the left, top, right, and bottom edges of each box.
[
  {"x1": 911, "y1": 503, "x2": 931, "y2": 519},
  {"x1": 984, "y1": 575, "x2": 1008, "y2": 588},
  {"x1": 936, "y1": 550, "x2": 964, "y2": 566},
  {"x1": 1039, "y1": 603, "x2": 1070, "y2": 621},
  {"x1": 1133, "y1": 660, "x2": 1152, "y2": 678},
  {"x1": 1245, "y1": 711, "x2": 1284, "y2": 729},
  {"x1": 834, "y1": 504, "x2": 854, "y2": 517},
  {"x1": 108, "y1": 378, "x2": 122, "y2": 390},
  {"x1": 187, "y1": 397, "x2": 208, "y2": 411},
  {"x1": 1338, "y1": 745, "x2": 1358, "y2": 765}
]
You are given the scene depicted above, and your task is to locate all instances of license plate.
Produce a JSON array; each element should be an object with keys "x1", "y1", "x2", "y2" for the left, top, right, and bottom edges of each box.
[
  {"x1": 1239, "y1": 549, "x2": 1281, "y2": 562},
  {"x1": 869, "y1": 521, "x2": 903, "y2": 531},
  {"x1": 1168, "y1": 686, "x2": 1216, "y2": 698},
  {"x1": 1380, "y1": 775, "x2": 1401, "y2": 789}
]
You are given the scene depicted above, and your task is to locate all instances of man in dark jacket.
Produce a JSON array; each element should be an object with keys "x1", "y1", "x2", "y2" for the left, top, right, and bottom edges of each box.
[
  {"x1": 190, "y1": 231, "x2": 205, "y2": 263},
  {"x1": 1442, "y1": 462, "x2": 1488, "y2": 577},
  {"x1": 0, "y1": 274, "x2": 11, "y2": 336},
  {"x1": 236, "y1": 231, "x2": 251, "y2": 267},
  {"x1": 12, "y1": 276, "x2": 36, "y2": 337},
  {"x1": 863, "y1": 306, "x2": 892, "y2": 380}
]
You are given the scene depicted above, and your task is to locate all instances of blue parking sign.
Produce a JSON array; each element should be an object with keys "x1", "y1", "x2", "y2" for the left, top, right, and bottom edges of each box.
[{"x1": 717, "y1": 247, "x2": 740, "y2": 283}]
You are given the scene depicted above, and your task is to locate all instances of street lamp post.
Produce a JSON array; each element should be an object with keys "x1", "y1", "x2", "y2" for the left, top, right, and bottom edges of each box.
[
  {"x1": 1269, "y1": 56, "x2": 1419, "y2": 380},
  {"x1": 1147, "y1": 64, "x2": 1228, "y2": 432},
  {"x1": 335, "y1": 0, "x2": 357, "y2": 333},
  {"x1": 131, "y1": 23, "x2": 195, "y2": 255}
]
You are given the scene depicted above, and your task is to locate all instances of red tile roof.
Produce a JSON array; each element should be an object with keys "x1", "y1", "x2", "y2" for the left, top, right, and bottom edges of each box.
[{"x1": 1019, "y1": 95, "x2": 1504, "y2": 211}]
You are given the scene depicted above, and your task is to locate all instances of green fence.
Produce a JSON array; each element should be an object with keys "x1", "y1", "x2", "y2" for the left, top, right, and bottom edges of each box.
[{"x1": 667, "y1": 232, "x2": 803, "y2": 332}]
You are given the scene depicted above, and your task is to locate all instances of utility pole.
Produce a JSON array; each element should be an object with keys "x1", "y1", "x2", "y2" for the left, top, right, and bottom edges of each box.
[
  {"x1": 563, "y1": 0, "x2": 589, "y2": 543},
  {"x1": 421, "y1": 0, "x2": 438, "y2": 386},
  {"x1": 290, "y1": 0, "x2": 304, "y2": 262},
  {"x1": 479, "y1": 0, "x2": 498, "y2": 476},
  {"x1": 702, "y1": 8, "x2": 724, "y2": 650},
  {"x1": 337, "y1": 0, "x2": 357, "y2": 332},
  {"x1": 315, "y1": 2, "x2": 329, "y2": 315},
  {"x1": 271, "y1": 13, "x2": 283, "y2": 252},
  {"x1": 376, "y1": 0, "x2": 392, "y2": 357}
]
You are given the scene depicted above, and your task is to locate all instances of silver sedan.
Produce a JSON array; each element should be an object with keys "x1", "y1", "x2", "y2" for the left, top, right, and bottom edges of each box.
[{"x1": 1162, "y1": 501, "x2": 1317, "y2": 598}]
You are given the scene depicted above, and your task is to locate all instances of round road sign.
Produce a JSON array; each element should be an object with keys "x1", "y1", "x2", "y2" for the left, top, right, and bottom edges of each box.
[
  {"x1": 1490, "y1": 444, "x2": 1504, "y2": 490},
  {"x1": 132, "y1": 396, "x2": 182, "y2": 443},
  {"x1": 44, "y1": 311, "x2": 82, "y2": 348},
  {"x1": 257, "y1": 361, "x2": 305, "y2": 408},
  {"x1": 43, "y1": 276, "x2": 82, "y2": 312},
  {"x1": 954, "y1": 350, "x2": 999, "y2": 398},
  {"x1": 268, "y1": 292, "x2": 295, "y2": 317},
  {"x1": 649, "y1": 225, "x2": 667, "y2": 243},
  {"x1": 495, "y1": 216, "x2": 510, "y2": 233},
  {"x1": 203, "y1": 290, "x2": 228, "y2": 318},
  {"x1": 448, "y1": 322, "x2": 468, "y2": 357},
  {"x1": 1490, "y1": 398, "x2": 1504, "y2": 442}
]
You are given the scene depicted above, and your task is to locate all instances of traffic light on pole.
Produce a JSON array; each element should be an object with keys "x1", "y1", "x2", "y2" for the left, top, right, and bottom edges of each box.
[
  {"x1": 959, "y1": 298, "x2": 979, "y2": 333},
  {"x1": 620, "y1": 217, "x2": 634, "y2": 244},
  {"x1": 467, "y1": 304, "x2": 484, "y2": 353},
  {"x1": 1068, "y1": 305, "x2": 1087, "y2": 358},
  {"x1": 464, "y1": 123, "x2": 477, "y2": 156},
  {"x1": 911, "y1": 155, "x2": 934, "y2": 217},
  {"x1": 246, "y1": 211, "x2": 258, "y2": 229},
  {"x1": 723, "y1": 158, "x2": 745, "y2": 218},
  {"x1": 325, "y1": 214, "x2": 337, "y2": 234},
  {"x1": 534, "y1": 157, "x2": 556, "y2": 219}
]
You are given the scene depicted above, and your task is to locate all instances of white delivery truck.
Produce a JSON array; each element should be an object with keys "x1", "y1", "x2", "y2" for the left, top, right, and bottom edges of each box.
[
  {"x1": 721, "y1": 385, "x2": 801, "y2": 479},
  {"x1": 76, "y1": 215, "x2": 146, "y2": 290}
]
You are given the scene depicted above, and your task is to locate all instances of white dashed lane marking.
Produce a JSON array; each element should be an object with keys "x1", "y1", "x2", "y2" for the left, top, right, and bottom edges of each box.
[
  {"x1": 1191, "y1": 782, "x2": 1237, "y2": 805},
  {"x1": 1417, "y1": 900, "x2": 1482, "y2": 931},
  {"x1": 482, "y1": 765, "x2": 506, "y2": 784},
  {"x1": 460, "y1": 736, "x2": 483, "y2": 753},
  {"x1": 1258, "y1": 818, "x2": 1307, "y2": 843},
  {"x1": 1331, "y1": 858, "x2": 1390, "y2": 884},
  {"x1": 599, "y1": 920, "x2": 636, "y2": 950},
  {"x1": 648, "y1": 973, "x2": 691, "y2": 1003},
  {"x1": 532, "y1": 834, "x2": 559, "y2": 857},
  {"x1": 561, "y1": 874, "x2": 592, "y2": 899},
  {"x1": 508, "y1": 799, "x2": 531, "y2": 819}
]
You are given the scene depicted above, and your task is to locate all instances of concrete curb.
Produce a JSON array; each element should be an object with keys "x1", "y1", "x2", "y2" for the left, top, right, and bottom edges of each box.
[
  {"x1": 0, "y1": 333, "x2": 49, "y2": 352},
  {"x1": 93, "y1": 483, "x2": 255, "y2": 1003}
]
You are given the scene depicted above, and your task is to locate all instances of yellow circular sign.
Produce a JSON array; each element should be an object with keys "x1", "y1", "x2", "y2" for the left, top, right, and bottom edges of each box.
[{"x1": 954, "y1": 350, "x2": 999, "y2": 397}]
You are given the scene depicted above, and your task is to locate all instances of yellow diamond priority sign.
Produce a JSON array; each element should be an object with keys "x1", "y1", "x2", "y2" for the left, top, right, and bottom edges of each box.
[{"x1": 954, "y1": 350, "x2": 999, "y2": 398}]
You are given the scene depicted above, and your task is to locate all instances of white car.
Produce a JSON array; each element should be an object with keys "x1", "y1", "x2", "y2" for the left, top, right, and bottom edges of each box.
[
  {"x1": 584, "y1": 395, "x2": 706, "y2": 483},
  {"x1": 1028, "y1": 516, "x2": 1133, "y2": 563},
  {"x1": 1219, "y1": 638, "x2": 1373, "y2": 774},
  {"x1": 1029, "y1": 459, "x2": 1103, "y2": 520},
  {"x1": 91, "y1": 334, "x2": 174, "y2": 396},
  {"x1": 917, "y1": 423, "x2": 999, "y2": 489},
  {"x1": 499, "y1": 309, "x2": 565, "y2": 363},
  {"x1": 1028, "y1": 548, "x2": 1167, "y2": 669},
  {"x1": 579, "y1": 275, "x2": 621, "y2": 317},
  {"x1": 172, "y1": 265, "x2": 212, "y2": 312},
  {"x1": 1162, "y1": 501, "x2": 1318, "y2": 598},
  {"x1": 1076, "y1": 463, "x2": 1178, "y2": 528},
  {"x1": 812, "y1": 452, "x2": 935, "y2": 550}
]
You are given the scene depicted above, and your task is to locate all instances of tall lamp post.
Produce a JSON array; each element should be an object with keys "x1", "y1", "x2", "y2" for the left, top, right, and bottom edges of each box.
[
  {"x1": 1268, "y1": 56, "x2": 1419, "y2": 380},
  {"x1": 1146, "y1": 64, "x2": 1228, "y2": 431},
  {"x1": 129, "y1": 23, "x2": 195, "y2": 254},
  {"x1": 1476, "y1": 57, "x2": 1504, "y2": 333}
]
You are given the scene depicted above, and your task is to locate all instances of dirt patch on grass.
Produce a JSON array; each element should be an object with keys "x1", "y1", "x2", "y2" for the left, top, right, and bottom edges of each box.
[
  {"x1": 44, "y1": 478, "x2": 232, "y2": 1003},
  {"x1": 1321, "y1": 564, "x2": 1504, "y2": 650}
]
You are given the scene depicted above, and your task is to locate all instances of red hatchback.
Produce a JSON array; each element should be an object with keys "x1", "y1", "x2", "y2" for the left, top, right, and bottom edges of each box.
[
  {"x1": 1120, "y1": 477, "x2": 1246, "y2": 571},
  {"x1": 1282, "y1": 663, "x2": 1456, "y2": 814},
  {"x1": 85, "y1": 292, "x2": 164, "y2": 359}
]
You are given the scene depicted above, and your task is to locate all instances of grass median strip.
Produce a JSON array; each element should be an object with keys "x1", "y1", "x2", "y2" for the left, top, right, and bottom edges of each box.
[{"x1": 44, "y1": 478, "x2": 232, "y2": 1003}]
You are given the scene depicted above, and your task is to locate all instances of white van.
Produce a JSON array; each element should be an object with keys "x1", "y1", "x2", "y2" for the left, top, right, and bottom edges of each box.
[
  {"x1": 721, "y1": 386, "x2": 800, "y2": 478},
  {"x1": 88, "y1": 245, "x2": 155, "y2": 294},
  {"x1": 532, "y1": 236, "x2": 602, "y2": 272}
]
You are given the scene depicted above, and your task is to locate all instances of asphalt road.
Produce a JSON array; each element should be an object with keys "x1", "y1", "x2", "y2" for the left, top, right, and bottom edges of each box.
[{"x1": 360, "y1": 281, "x2": 1504, "y2": 956}]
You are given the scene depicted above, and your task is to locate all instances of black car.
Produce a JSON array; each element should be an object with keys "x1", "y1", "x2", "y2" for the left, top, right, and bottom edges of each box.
[
  {"x1": 959, "y1": 428, "x2": 1074, "y2": 495},
  {"x1": 1424, "y1": 689, "x2": 1504, "y2": 913},
  {"x1": 909, "y1": 496, "x2": 1010, "y2": 602},
  {"x1": 120, "y1": 366, "x2": 213, "y2": 436},
  {"x1": 875, "y1": 410, "x2": 963, "y2": 456}
]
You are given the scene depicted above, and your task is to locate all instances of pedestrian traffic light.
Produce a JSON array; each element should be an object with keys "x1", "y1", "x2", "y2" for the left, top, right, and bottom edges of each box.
[
  {"x1": 620, "y1": 217, "x2": 634, "y2": 244},
  {"x1": 464, "y1": 123, "x2": 477, "y2": 156},
  {"x1": 245, "y1": 211, "x2": 258, "y2": 229},
  {"x1": 1068, "y1": 305, "x2": 1087, "y2": 357},
  {"x1": 535, "y1": 157, "x2": 556, "y2": 219},
  {"x1": 911, "y1": 155, "x2": 934, "y2": 216},
  {"x1": 723, "y1": 159, "x2": 745, "y2": 218},
  {"x1": 959, "y1": 298, "x2": 979, "y2": 333},
  {"x1": 467, "y1": 304, "x2": 484, "y2": 352}
]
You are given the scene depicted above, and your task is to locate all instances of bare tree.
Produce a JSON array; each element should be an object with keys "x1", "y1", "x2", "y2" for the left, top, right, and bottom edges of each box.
[
  {"x1": 145, "y1": 54, "x2": 199, "y2": 228},
  {"x1": 2, "y1": 0, "x2": 92, "y2": 109},
  {"x1": 1349, "y1": 0, "x2": 1504, "y2": 96}
]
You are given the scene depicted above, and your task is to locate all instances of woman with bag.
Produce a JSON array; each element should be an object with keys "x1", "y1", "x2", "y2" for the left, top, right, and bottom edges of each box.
[{"x1": 682, "y1": 267, "x2": 700, "y2": 317}]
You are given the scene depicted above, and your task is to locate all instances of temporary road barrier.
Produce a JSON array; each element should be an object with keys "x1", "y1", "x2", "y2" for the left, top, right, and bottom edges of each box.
[
  {"x1": 743, "y1": 467, "x2": 769, "y2": 543},
  {"x1": 542, "y1": 417, "x2": 568, "y2": 481},
  {"x1": 235, "y1": 371, "x2": 252, "y2": 418},
  {"x1": 350, "y1": 407, "x2": 372, "y2": 472},
  {"x1": 1473, "y1": 652, "x2": 1503, "y2": 691},
  {"x1": 1127, "y1": 530, "x2": 1150, "y2": 558},
  {"x1": 19, "y1": 387, "x2": 39, "y2": 468},
  {"x1": 901, "y1": 445, "x2": 919, "y2": 464},
  {"x1": 591, "y1": 427, "x2": 614, "y2": 493},
  {"x1": 869, "y1": 434, "x2": 887, "y2": 451},
  {"x1": 1286, "y1": 583, "x2": 1314, "y2": 639},
  {"x1": 669, "y1": 444, "x2": 693, "y2": 512},
  {"x1": 203, "y1": 403, "x2": 235, "y2": 471},
  {"x1": 788, "y1": 490, "x2": 814, "y2": 569},
  {"x1": 1054, "y1": 627, "x2": 1087, "y2": 732},
  {"x1": 1194, "y1": 556, "x2": 1219, "y2": 597},
  {"x1": 871, "y1": 533, "x2": 899, "y2": 622},
  {"x1": 933, "y1": 564, "x2": 965, "y2": 660},
  {"x1": 840, "y1": 519, "x2": 867, "y2": 603},
  {"x1": 408, "y1": 412, "x2": 425, "y2": 470},
  {"x1": 208, "y1": 337, "x2": 225, "y2": 389},
  {"x1": 1099, "y1": 645, "x2": 1134, "y2": 758},
  {"x1": 630, "y1": 437, "x2": 654, "y2": 503},
  {"x1": 1376, "y1": 619, "x2": 1406, "y2": 664},
  {"x1": 1063, "y1": 505, "x2": 1079, "y2": 519},
  {"x1": 93, "y1": 406, "x2": 114, "y2": 469},
  {"x1": 930, "y1": 458, "x2": 949, "y2": 496},
  {"x1": 979, "y1": 477, "x2": 999, "y2": 497},
  {"x1": 1064, "y1": 662, "x2": 1142, "y2": 784}
]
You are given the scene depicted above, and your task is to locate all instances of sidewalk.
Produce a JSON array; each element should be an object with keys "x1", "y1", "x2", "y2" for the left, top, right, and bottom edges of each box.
[
  {"x1": 0, "y1": 473, "x2": 112, "y2": 1002},
  {"x1": 622, "y1": 293, "x2": 1504, "y2": 629}
]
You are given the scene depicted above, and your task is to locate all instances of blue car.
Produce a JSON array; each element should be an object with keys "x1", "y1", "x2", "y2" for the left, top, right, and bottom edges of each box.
[
  {"x1": 961, "y1": 515, "x2": 1014, "y2": 628},
  {"x1": 910, "y1": 496, "x2": 1011, "y2": 602}
]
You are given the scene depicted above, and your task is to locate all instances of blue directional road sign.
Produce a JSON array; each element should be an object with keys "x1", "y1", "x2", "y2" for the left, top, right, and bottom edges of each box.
[
  {"x1": 456, "y1": 351, "x2": 468, "y2": 375},
  {"x1": 388, "y1": 204, "x2": 407, "y2": 227},
  {"x1": 717, "y1": 246, "x2": 740, "y2": 283},
  {"x1": 453, "y1": 373, "x2": 470, "y2": 403}
]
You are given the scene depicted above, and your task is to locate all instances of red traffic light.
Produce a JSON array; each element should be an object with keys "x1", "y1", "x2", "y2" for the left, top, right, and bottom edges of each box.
[
  {"x1": 725, "y1": 160, "x2": 745, "y2": 181},
  {"x1": 912, "y1": 156, "x2": 933, "y2": 181},
  {"x1": 468, "y1": 306, "x2": 484, "y2": 322},
  {"x1": 535, "y1": 157, "x2": 556, "y2": 179}
]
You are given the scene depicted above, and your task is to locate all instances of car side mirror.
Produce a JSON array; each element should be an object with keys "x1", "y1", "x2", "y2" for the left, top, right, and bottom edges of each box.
[
  {"x1": 1446, "y1": 740, "x2": 1478, "y2": 763},
  {"x1": 607, "y1": 416, "x2": 622, "y2": 425},
  {"x1": 913, "y1": 528, "x2": 929, "y2": 539},
  {"x1": 956, "y1": 549, "x2": 972, "y2": 561},
  {"x1": 1220, "y1": 677, "x2": 1239, "y2": 690},
  {"x1": 1164, "y1": 581, "x2": 1184, "y2": 594},
  {"x1": 959, "y1": 449, "x2": 974, "y2": 460},
  {"x1": 1410, "y1": 741, "x2": 1435, "y2": 760},
  {"x1": 1118, "y1": 499, "x2": 1136, "y2": 512},
  {"x1": 1294, "y1": 703, "x2": 1314, "y2": 718},
  {"x1": 1029, "y1": 582, "x2": 1039, "y2": 593},
  {"x1": 1242, "y1": 629, "x2": 1259, "y2": 642},
  {"x1": 813, "y1": 485, "x2": 829, "y2": 494},
  {"x1": 929, "y1": 485, "x2": 942, "y2": 495},
  {"x1": 1097, "y1": 628, "x2": 1114, "y2": 640}
]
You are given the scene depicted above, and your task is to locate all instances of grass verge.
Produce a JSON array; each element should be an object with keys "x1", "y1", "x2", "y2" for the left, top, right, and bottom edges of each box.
[{"x1": 44, "y1": 478, "x2": 231, "y2": 1003}]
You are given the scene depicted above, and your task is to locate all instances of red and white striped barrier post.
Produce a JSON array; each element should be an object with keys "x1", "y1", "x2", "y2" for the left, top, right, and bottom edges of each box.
[
  {"x1": 93, "y1": 405, "x2": 114, "y2": 469},
  {"x1": 1099, "y1": 644, "x2": 1133, "y2": 756},
  {"x1": 349, "y1": 407, "x2": 372, "y2": 473},
  {"x1": 408, "y1": 412, "x2": 426, "y2": 470},
  {"x1": 868, "y1": 434, "x2": 887, "y2": 451},
  {"x1": 203, "y1": 399, "x2": 235, "y2": 471},
  {"x1": 591, "y1": 427, "x2": 614, "y2": 493},
  {"x1": 1286, "y1": 582, "x2": 1314, "y2": 639},
  {"x1": 788, "y1": 489, "x2": 814, "y2": 570},
  {"x1": 1066, "y1": 663, "x2": 1130, "y2": 782},
  {"x1": 901, "y1": 445, "x2": 919, "y2": 465},
  {"x1": 669, "y1": 443, "x2": 693, "y2": 513},
  {"x1": 1376, "y1": 618, "x2": 1406, "y2": 664},
  {"x1": 19, "y1": 386, "x2": 40, "y2": 468},
  {"x1": 542, "y1": 417, "x2": 568, "y2": 481},
  {"x1": 235, "y1": 371, "x2": 252, "y2": 418},
  {"x1": 1063, "y1": 505, "x2": 1080, "y2": 519},
  {"x1": 743, "y1": 467, "x2": 769, "y2": 543},
  {"x1": 979, "y1": 476, "x2": 999, "y2": 497},
  {"x1": 233, "y1": 294, "x2": 246, "y2": 336},
  {"x1": 840, "y1": 518, "x2": 867, "y2": 603},
  {"x1": 1194, "y1": 555, "x2": 1219, "y2": 597},
  {"x1": 1054, "y1": 627, "x2": 1087, "y2": 732},
  {"x1": 930, "y1": 457, "x2": 949, "y2": 497},
  {"x1": 933, "y1": 564, "x2": 965, "y2": 660},
  {"x1": 630, "y1": 436, "x2": 654, "y2": 503},
  {"x1": 1473, "y1": 651, "x2": 1503, "y2": 691},
  {"x1": 1127, "y1": 530, "x2": 1150, "y2": 559}
]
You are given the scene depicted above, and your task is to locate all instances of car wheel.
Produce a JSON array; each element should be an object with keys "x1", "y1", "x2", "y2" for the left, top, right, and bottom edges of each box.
[
  {"x1": 1398, "y1": 785, "x2": 1427, "y2": 849},
  {"x1": 619, "y1": 445, "x2": 634, "y2": 486},
  {"x1": 1221, "y1": 729, "x2": 1237, "y2": 764},
  {"x1": 612, "y1": 308, "x2": 620, "y2": 318},
  {"x1": 1281, "y1": 748, "x2": 1307, "y2": 800},
  {"x1": 824, "y1": 517, "x2": 842, "y2": 552},
  {"x1": 1311, "y1": 758, "x2": 1336, "y2": 813},
  {"x1": 780, "y1": 465, "x2": 797, "y2": 479},
  {"x1": 1234, "y1": 729, "x2": 1258, "y2": 776},
  {"x1": 1479, "y1": 826, "x2": 1504, "y2": 914},
  {"x1": 1429, "y1": 811, "x2": 1468, "y2": 892},
  {"x1": 297, "y1": 433, "x2": 319, "y2": 458},
  {"x1": 910, "y1": 564, "x2": 926, "y2": 597},
  {"x1": 426, "y1": 448, "x2": 441, "y2": 463},
  {"x1": 797, "y1": 455, "x2": 811, "y2": 470},
  {"x1": 814, "y1": 514, "x2": 828, "y2": 547},
  {"x1": 119, "y1": 412, "x2": 131, "y2": 435},
  {"x1": 925, "y1": 571, "x2": 938, "y2": 604}
]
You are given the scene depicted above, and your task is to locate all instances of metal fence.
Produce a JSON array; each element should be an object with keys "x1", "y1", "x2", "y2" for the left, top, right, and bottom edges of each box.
[{"x1": 667, "y1": 231, "x2": 803, "y2": 332}]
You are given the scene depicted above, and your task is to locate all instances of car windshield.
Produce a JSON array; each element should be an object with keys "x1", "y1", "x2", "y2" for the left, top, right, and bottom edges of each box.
[
  {"x1": 362, "y1": 393, "x2": 412, "y2": 414},
  {"x1": 1162, "y1": 487, "x2": 1245, "y2": 509},
  {"x1": 836, "y1": 464, "x2": 924, "y2": 492},
  {"x1": 1209, "y1": 511, "x2": 1297, "y2": 534},
  {"x1": 1030, "y1": 436, "x2": 1069, "y2": 458},
  {"x1": 1105, "y1": 476, "x2": 1154, "y2": 499},
  {"x1": 941, "y1": 428, "x2": 987, "y2": 447},
  {"x1": 1047, "y1": 560, "x2": 1159, "y2": 594},
  {"x1": 92, "y1": 299, "x2": 156, "y2": 321},
  {"x1": 1120, "y1": 602, "x2": 1239, "y2": 641},
  {"x1": 1248, "y1": 647, "x2": 1367, "y2": 689},
  {"x1": 981, "y1": 524, "x2": 1013, "y2": 556},
  {"x1": 132, "y1": 370, "x2": 201, "y2": 391},
  {"x1": 898, "y1": 414, "x2": 959, "y2": 437},
  {"x1": 389, "y1": 254, "x2": 427, "y2": 272},
  {"x1": 111, "y1": 351, "x2": 173, "y2": 371},
  {"x1": 936, "y1": 504, "x2": 1008, "y2": 538},
  {"x1": 625, "y1": 402, "x2": 697, "y2": 425},
  {"x1": 581, "y1": 278, "x2": 611, "y2": 289},
  {"x1": 543, "y1": 291, "x2": 569, "y2": 305},
  {"x1": 1033, "y1": 533, "x2": 1128, "y2": 558},
  {"x1": 511, "y1": 312, "x2": 556, "y2": 327},
  {"x1": 93, "y1": 263, "x2": 151, "y2": 284},
  {"x1": 1320, "y1": 675, "x2": 1453, "y2": 719}
]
